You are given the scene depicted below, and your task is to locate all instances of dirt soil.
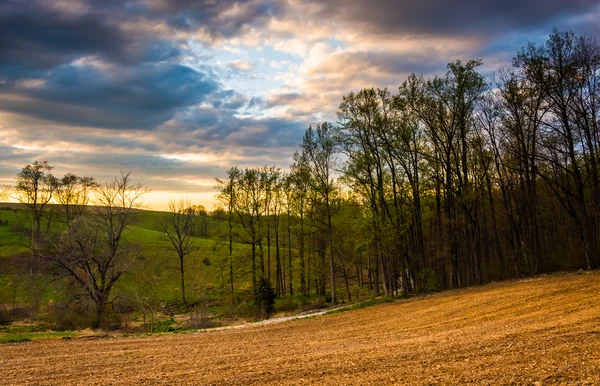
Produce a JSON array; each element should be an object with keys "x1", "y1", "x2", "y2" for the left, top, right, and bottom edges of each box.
[{"x1": 1, "y1": 272, "x2": 600, "y2": 385}]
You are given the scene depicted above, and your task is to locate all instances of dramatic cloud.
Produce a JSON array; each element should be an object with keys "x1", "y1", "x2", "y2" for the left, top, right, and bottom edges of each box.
[
  {"x1": 306, "y1": 0, "x2": 598, "y2": 37},
  {"x1": 1, "y1": 0, "x2": 599, "y2": 208},
  {"x1": 0, "y1": 62, "x2": 219, "y2": 129},
  {"x1": 0, "y1": 6, "x2": 126, "y2": 70}
]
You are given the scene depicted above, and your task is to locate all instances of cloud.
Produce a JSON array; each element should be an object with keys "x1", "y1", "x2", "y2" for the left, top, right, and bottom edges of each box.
[
  {"x1": 303, "y1": 0, "x2": 598, "y2": 38},
  {"x1": 1, "y1": 0, "x2": 599, "y2": 209},
  {"x1": 121, "y1": 0, "x2": 285, "y2": 45},
  {"x1": 0, "y1": 62, "x2": 219, "y2": 129},
  {"x1": 0, "y1": 5, "x2": 127, "y2": 71},
  {"x1": 265, "y1": 92, "x2": 302, "y2": 108},
  {"x1": 229, "y1": 59, "x2": 253, "y2": 71},
  {"x1": 170, "y1": 105, "x2": 306, "y2": 148}
]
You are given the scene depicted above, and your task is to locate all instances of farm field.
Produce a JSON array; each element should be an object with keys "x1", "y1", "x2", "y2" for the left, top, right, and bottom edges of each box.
[{"x1": 1, "y1": 271, "x2": 599, "y2": 385}]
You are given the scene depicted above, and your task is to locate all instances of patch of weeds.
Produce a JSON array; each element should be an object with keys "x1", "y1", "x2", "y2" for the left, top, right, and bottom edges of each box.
[
  {"x1": 300, "y1": 296, "x2": 328, "y2": 312},
  {"x1": 153, "y1": 317, "x2": 176, "y2": 332},
  {"x1": 275, "y1": 298, "x2": 295, "y2": 313},
  {"x1": 325, "y1": 296, "x2": 395, "y2": 316},
  {"x1": 0, "y1": 331, "x2": 75, "y2": 344},
  {"x1": 0, "y1": 335, "x2": 31, "y2": 344},
  {"x1": 0, "y1": 324, "x2": 49, "y2": 334}
]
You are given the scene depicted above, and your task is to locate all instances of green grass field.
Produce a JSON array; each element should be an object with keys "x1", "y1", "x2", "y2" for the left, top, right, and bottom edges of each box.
[
  {"x1": 0, "y1": 209, "x2": 29, "y2": 257},
  {"x1": 0, "y1": 207, "x2": 255, "y2": 314}
]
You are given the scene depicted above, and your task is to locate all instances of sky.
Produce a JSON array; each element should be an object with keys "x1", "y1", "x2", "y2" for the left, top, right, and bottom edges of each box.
[{"x1": 1, "y1": 0, "x2": 599, "y2": 210}]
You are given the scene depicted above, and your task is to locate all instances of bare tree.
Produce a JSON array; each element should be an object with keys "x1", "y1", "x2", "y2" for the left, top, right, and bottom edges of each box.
[
  {"x1": 51, "y1": 171, "x2": 146, "y2": 328},
  {"x1": 156, "y1": 198, "x2": 198, "y2": 304}
]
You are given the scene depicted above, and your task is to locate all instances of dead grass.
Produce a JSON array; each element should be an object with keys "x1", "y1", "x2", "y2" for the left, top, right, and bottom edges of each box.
[{"x1": 1, "y1": 271, "x2": 600, "y2": 385}]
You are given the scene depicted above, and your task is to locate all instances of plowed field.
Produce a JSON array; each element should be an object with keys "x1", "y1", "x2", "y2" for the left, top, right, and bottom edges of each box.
[{"x1": 2, "y1": 272, "x2": 600, "y2": 385}]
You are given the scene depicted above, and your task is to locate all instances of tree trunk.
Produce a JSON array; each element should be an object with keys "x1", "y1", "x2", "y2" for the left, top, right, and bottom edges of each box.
[
  {"x1": 180, "y1": 254, "x2": 186, "y2": 304},
  {"x1": 327, "y1": 208, "x2": 336, "y2": 304}
]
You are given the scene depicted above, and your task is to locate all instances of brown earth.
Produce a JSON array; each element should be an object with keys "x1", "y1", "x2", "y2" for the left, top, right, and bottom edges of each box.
[{"x1": 1, "y1": 272, "x2": 600, "y2": 385}]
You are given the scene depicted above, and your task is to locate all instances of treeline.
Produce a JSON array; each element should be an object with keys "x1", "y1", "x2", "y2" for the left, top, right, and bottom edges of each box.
[{"x1": 220, "y1": 29, "x2": 600, "y2": 300}]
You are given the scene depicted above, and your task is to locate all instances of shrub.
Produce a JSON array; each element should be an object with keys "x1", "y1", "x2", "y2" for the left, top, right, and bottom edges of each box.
[
  {"x1": 9, "y1": 222, "x2": 26, "y2": 234},
  {"x1": 275, "y1": 295, "x2": 301, "y2": 313},
  {"x1": 417, "y1": 268, "x2": 438, "y2": 293},
  {"x1": 45, "y1": 301, "x2": 95, "y2": 331},
  {"x1": 0, "y1": 304, "x2": 11, "y2": 325},
  {"x1": 300, "y1": 296, "x2": 328, "y2": 312},
  {"x1": 185, "y1": 301, "x2": 218, "y2": 329},
  {"x1": 254, "y1": 277, "x2": 275, "y2": 317},
  {"x1": 223, "y1": 302, "x2": 261, "y2": 320}
]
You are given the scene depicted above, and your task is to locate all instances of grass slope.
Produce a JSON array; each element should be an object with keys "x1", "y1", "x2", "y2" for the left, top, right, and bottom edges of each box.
[
  {"x1": 1, "y1": 271, "x2": 599, "y2": 385},
  {"x1": 0, "y1": 209, "x2": 29, "y2": 257},
  {"x1": 0, "y1": 209, "x2": 252, "y2": 306}
]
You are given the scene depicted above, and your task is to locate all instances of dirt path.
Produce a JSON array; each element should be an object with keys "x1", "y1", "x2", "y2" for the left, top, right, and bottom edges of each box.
[
  {"x1": 203, "y1": 305, "x2": 351, "y2": 332},
  {"x1": 1, "y1": 272, "x2": 600, "y2": 385}
]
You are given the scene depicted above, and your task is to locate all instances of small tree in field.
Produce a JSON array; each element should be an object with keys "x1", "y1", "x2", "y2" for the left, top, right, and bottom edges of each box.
[
  {"x1": 14, "y1": 159, "x2": 58, "y2": 249},
  {"x1": 156, "y1": 198, "x2": 198, "y2": 305},
  {"x1": 134, "y1": 267, "x2": 163, "y2": 333}
]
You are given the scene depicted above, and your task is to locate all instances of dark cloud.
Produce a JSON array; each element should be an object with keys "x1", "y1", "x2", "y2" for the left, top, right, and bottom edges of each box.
[
  {"x1": 145, "y1": 0, "x2": 282, "y2": 39},
  {"x1": 206, "y1": 89, "x2": 248, "y2": 110},
  {"x1": 247, "y1": 97, "x2": 265, "y2": 110},
  {"x1": 0, "y1": 145, "x2": 35, "y2": 164},
  {"x1": 0, "y1": 4, "x2": 128, "y2": 71},
  {"x1": 2, "y1": 0, "x2": 597, "y2": 77},
  {"x1": 175, "y1": 106, "x2": 305, "y2": 148},
  {"x1": 0, "y1": 1, "x2": 187, "y2": 77},
  {"x1": 310, "y1": 0, "x2": 600, "y2": 38},
  {"x1": 0, "y1": 63, "x2": 219, "y2": 129},
  {"x1": 0, "y1": 1, "x2": 280, "y2": 135}
]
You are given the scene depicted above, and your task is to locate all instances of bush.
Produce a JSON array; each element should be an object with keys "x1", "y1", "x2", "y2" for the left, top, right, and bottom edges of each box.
[
  {"x1": 417, "y1": 268, "x2": 438, "y2": 292},
  {"x1": 254, "y1": 277, "x2": 275, "y2": 317},
  {"x1": 275, "y1": 295, "x2": 301, "y2": 313},
  {"x1": 185, "y1": 301, "x2": 218, "y2": 329},
  {"x1": 0, "y1": 304, "x2": 11, "y2": 325},
  {"x1": 222, "y1": 302, "x2": 261, "y2": 320},
  {"x1": 300, "y1": 296, "x2": 328, "y2": 312},
  {"x1": 9, "y1": 222, "x2": 27, "y2": 234},
  {"x1": 101, "y1": 305, "x2": 124, "y2": 331},
  {"x1": 45, "y1": 301, "x2": 95, "y2": 331}
]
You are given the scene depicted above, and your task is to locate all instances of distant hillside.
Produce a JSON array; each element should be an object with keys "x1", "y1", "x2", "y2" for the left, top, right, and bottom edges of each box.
[
  {"x1": 0, "y1": 202, "x2": 156, "y2": 213},
  {"x1": 0, "y1": 203, "x2": 22, "y2": 210}
]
